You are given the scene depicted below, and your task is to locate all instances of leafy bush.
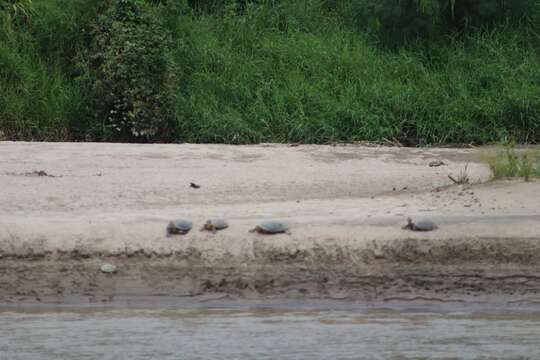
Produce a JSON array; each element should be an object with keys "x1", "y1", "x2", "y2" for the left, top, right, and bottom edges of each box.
[{"x1": 83, "y1": 0, "x2": 177, "y2": 141}]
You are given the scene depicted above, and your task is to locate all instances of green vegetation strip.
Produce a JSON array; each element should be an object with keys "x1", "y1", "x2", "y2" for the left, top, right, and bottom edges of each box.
[
  {"x1": 483, "y1": 146, "x2": 540, "y2": 181},
  {"x1": 1, "y1": 0, "x2": 539, "y2": 144}
]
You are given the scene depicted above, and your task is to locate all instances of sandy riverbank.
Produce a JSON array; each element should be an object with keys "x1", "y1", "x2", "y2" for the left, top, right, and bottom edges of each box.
[{"x1": 1, "y1": 142, "x2": 539, "y2": 303}]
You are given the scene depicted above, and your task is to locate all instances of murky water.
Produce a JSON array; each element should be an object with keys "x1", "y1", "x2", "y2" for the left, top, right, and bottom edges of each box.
[{"x1": 2, "y1": 302, "x2": 540, "y2": 359}]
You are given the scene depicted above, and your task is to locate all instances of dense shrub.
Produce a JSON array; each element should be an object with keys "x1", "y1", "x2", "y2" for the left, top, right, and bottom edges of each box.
[{"x1": 82, "y1": 0, "x2": 177, "y2": 141}]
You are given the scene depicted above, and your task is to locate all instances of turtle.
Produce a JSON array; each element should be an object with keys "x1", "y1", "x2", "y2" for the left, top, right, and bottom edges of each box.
[
  {"x1": 166, "y1": 219, "x2": 193, "y2": 235},
  {"x1": 200, "y1": 219, "x2": 229, "y2": 233},
  {"x1": 402, "y1": 217, "x2": 438, "y2": 232},
  {"x1": 249, "y1": 220, "x2": 289, "y2": 234},
  {"x1": 428, "y1": 160, "x2": 447, "y2": 167},
  {"x1": 100, "y1": 263, "x2": 117, "y2": 274}
]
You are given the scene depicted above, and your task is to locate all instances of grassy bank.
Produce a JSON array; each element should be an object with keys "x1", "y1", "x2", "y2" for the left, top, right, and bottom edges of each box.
[
  {"x1": 1, "y1": 0, "x2": 539, "y2": 144},
  {"x1": 482, "y1": 145, "x2": 540, "y2": 180}
]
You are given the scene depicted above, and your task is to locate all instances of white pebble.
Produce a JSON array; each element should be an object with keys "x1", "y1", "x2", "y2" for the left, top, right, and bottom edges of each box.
[{"x1": 100, "y1": 263, "x2": 117, "y2": 274}]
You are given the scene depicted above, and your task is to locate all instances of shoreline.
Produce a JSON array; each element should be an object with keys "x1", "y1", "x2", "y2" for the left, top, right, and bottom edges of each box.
[
  {"x1": 2, "y1": 232, "x2": 540, "y2": 302},
  {"x1": 3, "y1": 293, "x2": 540, "y2": 310}
]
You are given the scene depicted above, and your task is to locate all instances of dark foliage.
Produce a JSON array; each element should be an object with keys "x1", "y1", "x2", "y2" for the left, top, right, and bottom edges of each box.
[
  {"x1": 324, "y1": 0, "x2": 537, "y2": 45},
  {"x1": 83, "y1": 0, "x2": 177, "y2": 141}
]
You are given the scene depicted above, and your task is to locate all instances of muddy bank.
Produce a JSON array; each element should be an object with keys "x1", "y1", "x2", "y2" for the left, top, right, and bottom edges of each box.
[{"x1": 3, "y1": 234, "x2": 540, "y2": 303}]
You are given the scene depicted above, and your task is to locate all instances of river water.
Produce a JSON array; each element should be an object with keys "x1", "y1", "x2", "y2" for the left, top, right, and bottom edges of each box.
[{"x1": 1, "y1": 301, "x2": 539, "y2": 359}]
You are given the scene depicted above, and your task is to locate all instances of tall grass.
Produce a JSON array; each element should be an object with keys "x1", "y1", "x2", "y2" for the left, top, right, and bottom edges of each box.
[
  {"x1": 0, "y1": 45, "x2": 81, "y2": 140},
  {"x1": 0, "y1": 0, "x2": 88, "y2": 140},
  {"x1": 483, "y1": 145, "x2": 540, "y2": 181},
  {"x1": 1, "y1": 0, "x2": 540, "y2": 144},
  {"x1": 168, "y1": 1, "x2": 540, "y2": 144}
]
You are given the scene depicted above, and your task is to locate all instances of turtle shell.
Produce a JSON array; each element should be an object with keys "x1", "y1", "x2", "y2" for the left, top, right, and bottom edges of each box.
[
  {"x1": 167, "y1": 219, "x2": 193, "y2": 235},
  {"x1": 255, "y1": 220, "x2": 289, "y2": 234},
  {"x1": 202, "y1": 219, "x2": 229, "y2": 231},
  {"x1": 413, "y1": 219, "x2": 438, "y2": 231}
]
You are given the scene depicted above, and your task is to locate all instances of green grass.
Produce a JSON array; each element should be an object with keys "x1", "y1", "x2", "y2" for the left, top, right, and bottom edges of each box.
[
  {"x1": 170, "y1": 8, "x2": 540, "y2": 144},
  {"x1": 0, "y1": 0, "x2": 87, "y2": 141},
  {"x1": 0, "y1": 40, "x2": 82, "y2": 141},
  {"x1": 483, "y1": 146, "x2": 540, "y2": 181},
  {"x1": 1, "y1": 0, "x2": 540, "y2": 144}
]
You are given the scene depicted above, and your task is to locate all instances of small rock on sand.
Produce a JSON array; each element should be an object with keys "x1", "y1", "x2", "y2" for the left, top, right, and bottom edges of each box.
[{"x1": 100, "y1": 263, "x2": 117, "y2": 274}]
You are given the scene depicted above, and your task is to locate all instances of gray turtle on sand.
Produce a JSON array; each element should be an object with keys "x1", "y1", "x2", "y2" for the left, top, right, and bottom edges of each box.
[
  {"x1": 249, "y1": 220, "x2": 289, "y2": 234},
  {"x1": 200, "y1": 219, "x2": 229, "y2": 233},
  {"x1": 402, "y1": 217, "x2": 438, "y2": 232},
  {"x1": 166, "y1": 220, "x2": 193, "y2": 235},
  {"x1": 428, "y1": 160, "x2": 447, "y2": 167}
]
